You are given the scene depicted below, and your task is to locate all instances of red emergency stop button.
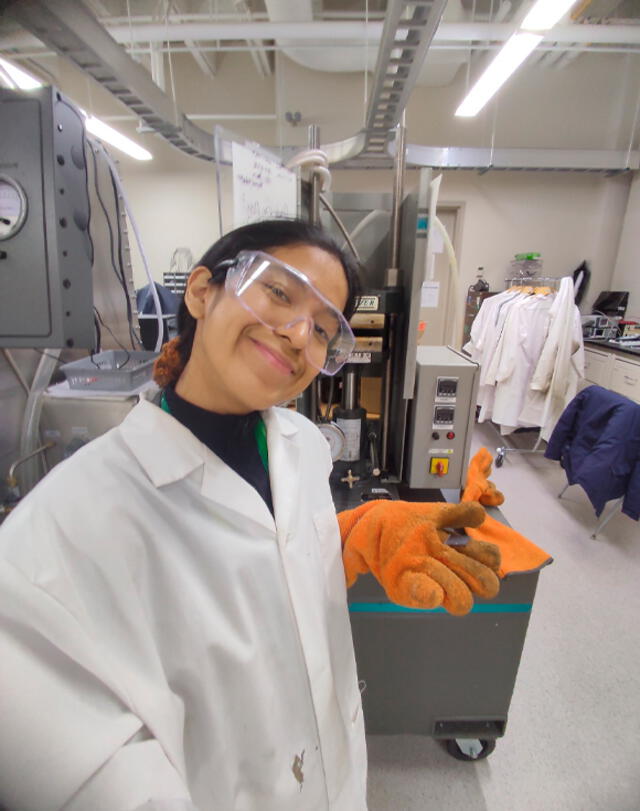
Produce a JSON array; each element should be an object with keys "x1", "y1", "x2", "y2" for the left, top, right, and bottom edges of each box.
[{"x1": 446, "y1": 431, "x2": 455, "y2": 439}]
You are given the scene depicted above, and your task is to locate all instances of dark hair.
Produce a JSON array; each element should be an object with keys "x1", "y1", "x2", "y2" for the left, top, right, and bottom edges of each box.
[{"x1": 153, "y1": 218, "x2": 361, "y2": 387}]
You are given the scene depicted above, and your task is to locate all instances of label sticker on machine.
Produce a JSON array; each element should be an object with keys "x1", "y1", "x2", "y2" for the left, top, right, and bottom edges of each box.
[
  {"x1": 335, "y1": 418, "x2": 361, "y2": 462},
  {"x1": 420, "y1": 281, "x2": 440, "y2": 308},
  {"x1": 428, "y1": 448, "x2": 454, "y2": 455},
  {"x1": 346, "y1": 352, "x2": 372, "y2": 364},
  {"x1": 357, "y1": 295, "x2": 379, "y2": 312}
]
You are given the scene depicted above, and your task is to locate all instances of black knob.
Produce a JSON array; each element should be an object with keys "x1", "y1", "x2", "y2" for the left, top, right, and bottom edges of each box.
[{"x1": 432, "y1": 431, "x2": 440, "y2": 440}]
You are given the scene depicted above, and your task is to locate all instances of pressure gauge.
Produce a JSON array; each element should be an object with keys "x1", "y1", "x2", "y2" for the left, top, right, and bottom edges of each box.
[
  {"x1": 0, "y1": 175, "x2": 28, "y2": 240},
  {"x1": 318, "y1": 421, "x2": 346, "y2": 463}
]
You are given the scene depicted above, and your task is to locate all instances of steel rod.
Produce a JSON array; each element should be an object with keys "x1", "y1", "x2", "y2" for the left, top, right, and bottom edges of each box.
[{"x1": 386, "y1": 114, "x2": 406, "y2": 285}]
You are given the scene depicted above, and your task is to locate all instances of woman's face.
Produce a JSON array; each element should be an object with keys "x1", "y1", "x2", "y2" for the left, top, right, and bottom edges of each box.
[{"x1": 177, "y1": 243, "x2": 349, "y2": 413}]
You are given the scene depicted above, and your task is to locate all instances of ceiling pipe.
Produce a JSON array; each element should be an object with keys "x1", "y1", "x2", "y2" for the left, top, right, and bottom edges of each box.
[{"x1": 3, "y1": 22, "x2": 640, "y2": 51}]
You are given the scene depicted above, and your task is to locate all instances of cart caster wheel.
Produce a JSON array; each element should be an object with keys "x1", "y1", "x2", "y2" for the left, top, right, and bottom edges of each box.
[
  {"x1": 445, "y1": 738, "x2": 496, "y2": 761},
  {"x1": 495, "y1": 451, "x2": 505, "y2": 468}
]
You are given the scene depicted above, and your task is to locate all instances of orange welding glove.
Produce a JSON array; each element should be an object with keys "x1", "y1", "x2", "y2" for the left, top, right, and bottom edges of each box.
[
  {"x1": 464, "y1": 446, "x2": 505, "y2": 506},
  {"x1": 338, "y1": 500, "x2": 501, "y2": 616},
  {"x1": 462, "y1": 447, "x2": 552, "y2": 577}
]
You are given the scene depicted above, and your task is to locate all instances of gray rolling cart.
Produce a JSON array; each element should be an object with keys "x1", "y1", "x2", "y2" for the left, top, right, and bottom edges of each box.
[{"x1": 348, "y1": 510, "x2": 540, "y2": 762}]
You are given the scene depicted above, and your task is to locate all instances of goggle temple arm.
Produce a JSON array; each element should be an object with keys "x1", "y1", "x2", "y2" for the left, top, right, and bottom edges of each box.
[{"x1": 210, "y1": 257, "x2": 238, "y2": 283}]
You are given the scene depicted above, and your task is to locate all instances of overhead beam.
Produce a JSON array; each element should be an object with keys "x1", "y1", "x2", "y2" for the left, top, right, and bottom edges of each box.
[
  {"x1": 235, "y1": 0, "x2": 272, "y2": 78},
  {"x1": 4, "y1": 22, "x2": 640, "y2": 51},
  {"x1": 185, "y1": 39, "x2": 218, "y2": 78},
  {"x1": 4, "y1": 0, "x2": 215, "y2": 160},
  {"x1": 170, "y1": 0, "x2": 218, "y2": 78},
  {"x1": 401, "y1": 144, "x2": 640, "y2": 171}
]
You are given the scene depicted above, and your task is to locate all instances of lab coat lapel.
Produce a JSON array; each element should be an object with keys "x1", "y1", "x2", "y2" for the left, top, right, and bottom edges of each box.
[
  {"x1": 200, "y1": 459, "x2": 274, "y2": 533},
  {"x1": 122, "y1": 400, "x2": 274, "y2": 533},
  {"x1": 262, "y1": 408, "x2": 300, "y2": 546}
]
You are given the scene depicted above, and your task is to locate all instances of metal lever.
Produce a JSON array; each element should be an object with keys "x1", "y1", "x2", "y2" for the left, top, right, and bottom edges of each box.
[
  {"x1": 442, "y1": 526, "x2": 469, "y2": 547},
  {"x1": 368, "y1": 431, "x2": 381, "y2": 477}
]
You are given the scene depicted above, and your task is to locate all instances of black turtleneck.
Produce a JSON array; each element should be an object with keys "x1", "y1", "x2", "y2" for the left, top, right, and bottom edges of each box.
[{"x1": 163, "y1": 386, "x2": 274, "y2": 516}]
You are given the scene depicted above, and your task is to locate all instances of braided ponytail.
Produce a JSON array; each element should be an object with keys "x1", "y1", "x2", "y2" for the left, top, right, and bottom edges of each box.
[
  {"x1": 152, "y1": 337, "x2": 183, "y2": 388},
  {"x1": 152, "y1": 309, "x2": 197, "y2": 388}
]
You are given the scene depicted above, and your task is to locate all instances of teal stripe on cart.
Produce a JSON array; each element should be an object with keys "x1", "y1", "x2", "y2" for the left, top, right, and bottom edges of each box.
[{"x1": 349, "y1": 602, "x2": 532, "y2": 615}]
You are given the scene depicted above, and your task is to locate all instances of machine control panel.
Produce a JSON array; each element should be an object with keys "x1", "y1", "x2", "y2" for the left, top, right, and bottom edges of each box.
[{"x1": 406, "y1": 347, "x2": 479, "y2": 489}]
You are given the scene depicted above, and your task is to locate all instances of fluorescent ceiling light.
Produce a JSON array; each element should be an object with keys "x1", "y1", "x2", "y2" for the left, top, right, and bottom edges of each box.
[
  {"x1": 83, "y1": 114, "x2": 153, "y2": 161},
  {"x1": 455, "y1": 32, "x2": 543, "y2": 118},
  {"x1": 0, "y1": 56, "x2": 42, "y2": 90},
  {"x1": 522, "y1": 0, "x2": 578, "y2": 32},
  {"x1": 0, "y1": 58, "x2": 151, "y2": 161}
]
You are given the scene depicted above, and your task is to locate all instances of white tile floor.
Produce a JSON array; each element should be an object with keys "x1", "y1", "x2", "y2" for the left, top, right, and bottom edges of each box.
[{"x1": 366, "y1": 423, "x2": 640, "y2": 811}]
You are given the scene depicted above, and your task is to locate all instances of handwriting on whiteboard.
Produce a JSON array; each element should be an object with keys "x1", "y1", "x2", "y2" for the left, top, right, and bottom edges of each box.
[{"x1": 232, "y1": 142, "x2": 297, "y2": 227}]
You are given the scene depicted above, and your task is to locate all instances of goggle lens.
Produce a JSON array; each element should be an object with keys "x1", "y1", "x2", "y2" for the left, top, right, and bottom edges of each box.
[{"x1": 226, "y1": 251, "x2": 354, "y2": 375}]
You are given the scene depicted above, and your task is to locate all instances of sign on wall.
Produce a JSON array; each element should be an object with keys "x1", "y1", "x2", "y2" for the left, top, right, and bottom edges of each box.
[{"x1": 232, "y1": 142, "x2": 297, "y2": 227}]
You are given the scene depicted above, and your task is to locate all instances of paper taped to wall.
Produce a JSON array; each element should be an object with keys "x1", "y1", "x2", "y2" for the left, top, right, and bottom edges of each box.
[
  {"x1": 421, "y1": 281, "x2": 440, "y2": 308},
  {"x1": 232, "y1": 142, "x2": 297, "y2": 227}
]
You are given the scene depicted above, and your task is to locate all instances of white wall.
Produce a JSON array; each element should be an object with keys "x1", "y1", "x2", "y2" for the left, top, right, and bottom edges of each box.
[
  {"x1": 612, "y1": 171, "x2": 640, "y2": 319},
  {"x1": 120, "y1": 165, "x2": 220, "y2": 288},
  {"x1": 331, "y1": 168, "x2": 631, "y2": 311},
  {"x1": 116, "y1": 161, "x2": 631, "y2": 317}
]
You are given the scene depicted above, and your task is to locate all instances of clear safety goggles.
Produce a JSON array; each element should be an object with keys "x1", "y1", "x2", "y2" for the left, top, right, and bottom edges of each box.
[{"x1": 223, "y1": 250, "x2": 355, "y2": 376}]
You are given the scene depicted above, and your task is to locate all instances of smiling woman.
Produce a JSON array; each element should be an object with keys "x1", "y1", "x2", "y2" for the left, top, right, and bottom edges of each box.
[
  {"x1": 154, "y1": 218, "x2": 361, "y2": 412},
  {"x1": 0, "y1": 218, "x2": 369, "y2": 811}
]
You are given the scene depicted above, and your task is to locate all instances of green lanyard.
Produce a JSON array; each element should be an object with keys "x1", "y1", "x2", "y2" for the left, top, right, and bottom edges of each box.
[
  {"x1": 254, "y1": 417, "x2": 269, "y2": 472},
  {"x1": 161, "y1": 392, "x2": 269, "y2": 472}
]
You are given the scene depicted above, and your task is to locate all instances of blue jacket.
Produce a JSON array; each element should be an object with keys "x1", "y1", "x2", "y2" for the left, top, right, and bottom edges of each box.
[{"x1": 545, "y1": 385, "x2": 640, "y2": 520}]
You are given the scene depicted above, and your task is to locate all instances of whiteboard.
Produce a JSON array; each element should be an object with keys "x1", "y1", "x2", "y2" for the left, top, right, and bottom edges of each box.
[{"x1": 232, "y1": 142, "x2": 297, "y2": 227}]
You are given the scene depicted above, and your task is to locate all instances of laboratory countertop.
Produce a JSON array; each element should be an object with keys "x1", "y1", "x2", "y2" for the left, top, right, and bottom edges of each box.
[{"x1": 585, "y1": 338, "x2": 640, "y2": 358}]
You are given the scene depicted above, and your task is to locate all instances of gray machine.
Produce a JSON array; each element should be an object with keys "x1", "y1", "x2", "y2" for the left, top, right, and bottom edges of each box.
[
  {"x1": 0, "y1": 84, "x2": 144, "y2": 501},
  {"x1": 40, "y1": 383, "x2": 155, "y2": 470},
  {"x1": 0, "y1": 86, "x2": 94, "y2": 348},
  {"x1": 315, "y1": 144, "x2": 542, "y2": 763}
]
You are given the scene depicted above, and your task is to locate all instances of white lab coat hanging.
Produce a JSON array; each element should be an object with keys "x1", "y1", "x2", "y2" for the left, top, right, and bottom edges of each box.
[{"x1": 0, "y1": 399, "x2": 368, "y2": 811}]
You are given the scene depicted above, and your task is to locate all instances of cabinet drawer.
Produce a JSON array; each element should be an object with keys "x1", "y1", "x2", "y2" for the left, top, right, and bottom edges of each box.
[
  {"x1": 609, "y1": 358, "x2": 640, "y2": 403},
  {"x1": 583, "y1": 348, "x2": 611, "y2": 387}
]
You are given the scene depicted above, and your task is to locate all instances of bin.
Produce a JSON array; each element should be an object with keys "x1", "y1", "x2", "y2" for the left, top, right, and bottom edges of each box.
[
  {"x1": 60, "y1": 350, "x2": 157, "y2": 392},
  {"x1": 348, "y1": 510, "x2": 540, "y2": 761}
]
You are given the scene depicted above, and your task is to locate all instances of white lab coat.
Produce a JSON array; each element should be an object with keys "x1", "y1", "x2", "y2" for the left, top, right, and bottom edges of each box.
[
  {"x1": 488, "y1": 293, "x2": 554, "y2": 434},
  {"x1": 520, "y1": 276, "x2": 585, "y2": 440},
  {"x1": 0, "y1": 399, "x2": 367, "y2": 811},
  {"x1": 463, "y1": 290, "x2": 524, "y2": 423}
]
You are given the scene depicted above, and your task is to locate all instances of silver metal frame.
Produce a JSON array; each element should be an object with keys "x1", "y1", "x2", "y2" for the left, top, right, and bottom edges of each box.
[{"x1": 558, "y1": 486, "x2": 625, "y2": 539}]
